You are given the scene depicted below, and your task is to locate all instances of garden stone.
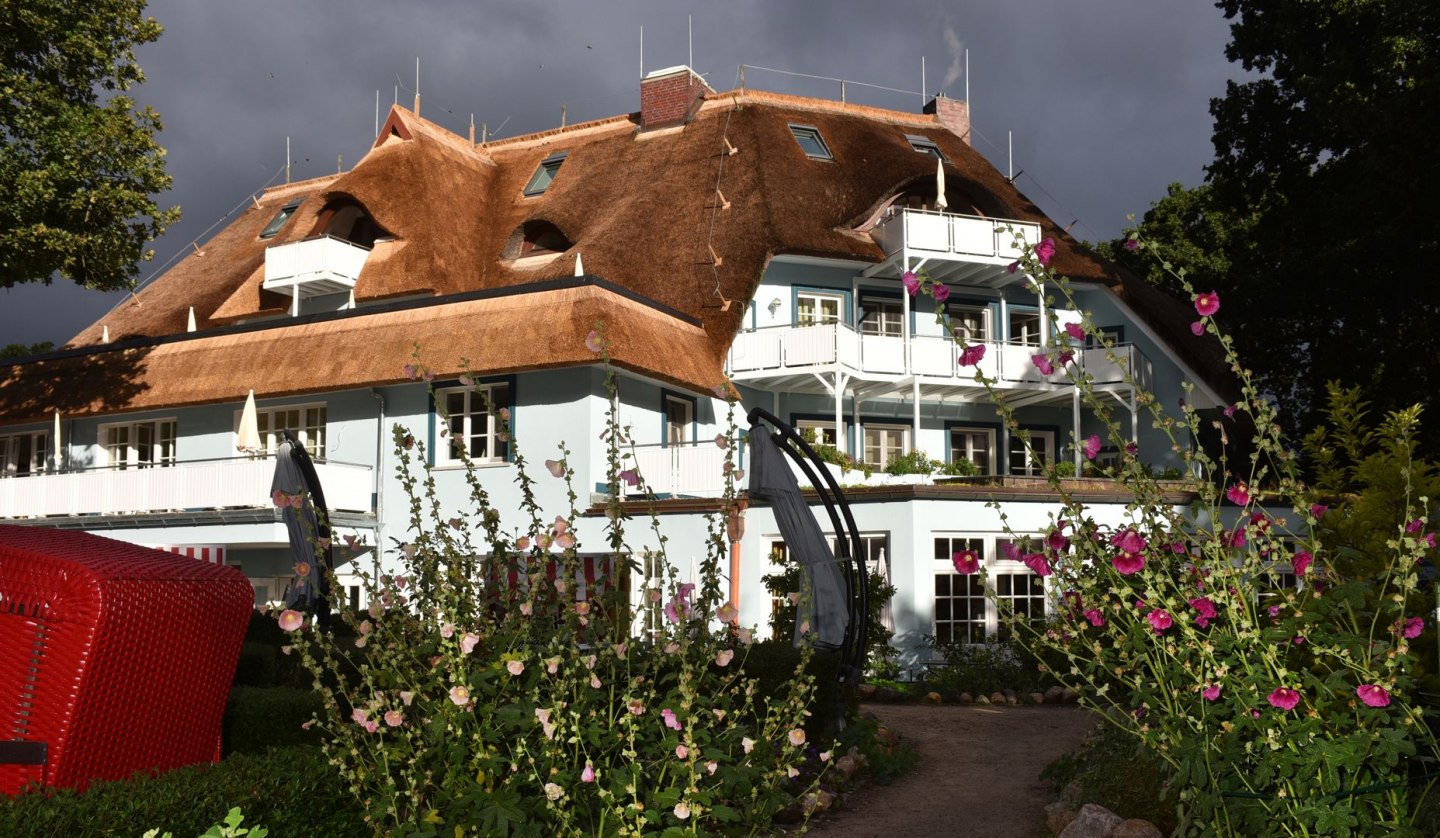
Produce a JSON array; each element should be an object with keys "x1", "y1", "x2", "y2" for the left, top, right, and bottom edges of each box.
[
  {"x1": 1112, "y1": 818, "x2": 1164, "y2": 838},
  {"x1": 1062, "y1": 687, "x2": 1080, "y2": 703},
  {"x1": 1045, "y1": 800, "x2": 1078, "y2": 834},
  {"x1": 1057, "y1": 803, "x2": 1123, "y2": 838},
  {"x1": 989, "y1": 691, "x2": 1007, "y2": 705},
  {"x1": 1003, "y1": 688, "x2": 1017, "y2": 705},
  {"x1": 872, "y1": 686, "x2": 903, "y2": 702},
  {"x1": 1029, "y1": 692, "x2": 1046, "y2": 705},
  {"x1": 857, "y1": 683, "x2": 877, "y2": 699},
  {"x1": 958, "y1": 692, "x2": 973, "y2": 704},
  {"x1": 974, "y1": 694, "x2": 990, "y2": 705},
  {"x1": 1045, "y1": 685, "x2": 1066, "y2": 704},
  {"x1": 922, "y1": 691, "x2": 942, "y2": 705}
]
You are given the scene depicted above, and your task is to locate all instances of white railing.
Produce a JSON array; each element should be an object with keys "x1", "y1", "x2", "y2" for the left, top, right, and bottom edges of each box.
[
  {"x1": 872, "y1": 209, "x2": 1043, "y2": 262},
  {"x1": 263, "y1": 235, "x2": 370, "y2": 295},
  {"x1": 627, "y1": 443, "x2": 731, "y2": 497},
  {"x1": 727, "y1": 323, "x2": 1151, "y2": 389},
  {"x1": 0, "y1": 458, "x2": 373, "y2": 519}
]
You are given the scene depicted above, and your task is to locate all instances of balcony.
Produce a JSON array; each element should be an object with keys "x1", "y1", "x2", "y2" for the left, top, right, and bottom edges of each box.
[
  {"x1": 263, "y1": 235, "x2": 370, "y2": 314},
  {"x1": 0, "y1": 457, "x2": 373, "y2": 520},
  {"x1": 625, "y1": 442, "x2": 733, "y2": 498},
  {"x1": 727, "y1": 322, "x2": 1153, "y2": 397},
  {"x1": 868, "y1": 209, "x2": 1043, "y2": 285}
]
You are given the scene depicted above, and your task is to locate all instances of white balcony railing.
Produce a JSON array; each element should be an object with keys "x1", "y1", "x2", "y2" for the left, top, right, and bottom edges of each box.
[
  {"x1": 263, "y1": 235, "x2": 370, "y2": 301},
  {"x1": 626, "y1": 443, "x2": 732, "y2": 498},
  {"x1": 728, "y1": 322, "x2": 1152, "y2": 390},
  {"x1": 0, "y1": 457, "x2": 373, "y2": 519},
  {"x1": 872, "y1": 209, "x2": 1043, "y2": 262}
]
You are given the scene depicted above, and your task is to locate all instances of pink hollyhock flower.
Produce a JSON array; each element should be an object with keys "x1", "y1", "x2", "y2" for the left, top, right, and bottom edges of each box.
[
  {"x1": 544, "y1": 783, "x2": 564, "y2": 801},
  {"x1": 271, "y1": 490, "x2": 287, "y2": 507},
  {"x1": 1083, "y1": 435, "x2": 1102, "y2": 460},
  {"x1": 440, "y1": 623, "x2": 455, "y2": 639},
  {"x1": 628, "y1": 699, "x2": 645, "y2": 715},
  {"x1": 715, "y1": 649, "x2": 735, "y2": 667},
  {"x1": 581, "y1": 761, "x2": 596, "y2": 783},
  {"x1": 932, "y1": 283, "x2": 951, "y2": 303},
  {"x1": 742, "y1": 736, "x2": 756, "y2": 754},
  {"x1": 1292, "y1": 551, "x2": 1313, "y2": 575},
  {"x1": 554, "y1": 532, "x2": 576, "y2": 550},
  {"x1": 1426, "y1": 533, "x2": 1437, "y2": 548},
  {"x1": 662, "y1": 708, "x2": 682, "y2": 731},
  {"x1": 399, "y1": 691, "x2": 414, "y2": 706},
  {"x1": 1222, "y1": 528, "x2": 1248, "y2": 549},
  {"x1": 584, "y1": 330, "x2": 604, "y2": 353},
  {"x1": 1006, "y1": 260, "x2": 1020, "y2": 274},
  {"x1": 1311, "y1": 503, "x2": 1328, "y2": 519},
  {"x1": 1194, "y1": 291, "x2": 1220, "y2": 317},
  {"x1": 384, "y1": 710, "x2": 404, "y2": 727},
  {"x1": 1022, "y1": 553, "x2": 1052, "y2": 577},
  {"x1": 1403, "y1": 617, "x2": 1425, "y2": 639},
  {"x1": 715, "y1": 433, "x2": 730, "y2": 450},
  {"x1": 1406, "y1": 519, "x2": 1424, "y2": 534},
  {"x1": 1062, "y1": 590, "x2": 1083, "y2": 613},
  {"x1": 1190, "y1": 320, "x2": 1205, "y2": 336},
  {"x1": 506, "y1": 660, "x2": 525, "y2": 676},
  {"x1": 1202, "y1": 684, "x2": 1221, "y2": 701},
  {"x1": 1226, "y1": 481, "x2": 1251, "y2": 505},
  {"x1": 1112, "y1": 552, "x2": 1145, "y2": 575},
  {"x1": 545, "y1": 459, "x2": 565, "y2": 478},
  {"x1": 293, "y1": 561, "x2": 310, "y2": 578},
  {"x1": 958, "y1": 343, "x2": 987, "y2": 366},
  {"x1": 1267, "y1": 687, "x2": 1300, "y2": 711},
  {"x1": 1057, "y1": 349, "x2": 1075, "y2": 367},
  {"x1": 675, "y1": 744, "x2": 689, "y2": 759},
  {"x1": 716, "y1": 602, "x2": 738, "y2": 622},
  {"x1": 1189, "y1": 597, "x2": 1218, "y2": 629},
  {"x1": 1001, "y1": 541, "x2": 1023, "y2": 562},
  {"x1": 951, "y1": 549, "x2": 980, "y2": 574},
  {"x1": 449, "y1": 685, "x2": 470, "y2": 706},
  {"x1": 788, "y1": 728, "x2": 807, "y2": 746},
  {"x1": 706, "y1": 760, "x2": 718, "y2": 775},
  {"x1": 277, "y1": 609, "x2": 304, "y2": 632},
  {"x1": 351, "y1": 708, "x2": 368, "y2": 726},
  {"x1": 1046, "y1": 528, "x2": 1071, "y2": 554},
  {"x1": 1035, "y1": 238, "x2": 1056, "y2": 266},
  {"x1": 1147, "y1": 609, "x2": 1173, "y2": 634},
  {"x1": 1223, "y1": 404, "x2": 1238, "y2": 418},
  {"x1": 519, "y1": 601, "x2": 533, "y2": 616},
  {"x1": 1111, "y1": 529, "x2": 1147, "y2": 555},
  {"x1": 1124, "y1": 237, "x2": 1139, "y2": 252},
  {"x1": 1064, "y1": 322, "x2": 1086, "y2": 341},
  {"x1": 1357, "y1": 684, "x2": 1391, "y2": 708},
  {"x1": 1032, "y1": 353, "x2": 1055, "y2": 376},
  {"x1": 902, "y1": 271, "x2": 920, "y2": 295},
  {"x1": 461, "y1": 632, "x2": 479, "y2": 655},
  {"x1": 1084, "y1": 608, "x2": 1105, "y2": 627},
  {"x1": 619, "y1": 468, "x2": 640, "y2": 487},
  {"x1": 674, "y1": 802, "x2": 691, "y2": 820}
]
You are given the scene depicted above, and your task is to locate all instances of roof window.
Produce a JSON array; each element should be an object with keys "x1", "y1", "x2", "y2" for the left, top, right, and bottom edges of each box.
[
  {"x1": 906, "y1": 134, "x2": 947, "y2": 162},
  {"x1": 523, "y1": 152, "x2": 569, "y2": 197},
  {"x1": 788, "y1": 124, "x2": 832, "y2": 160},
  {"x1": 259, "y1": 200, "x2": 302, "y2": 238}
]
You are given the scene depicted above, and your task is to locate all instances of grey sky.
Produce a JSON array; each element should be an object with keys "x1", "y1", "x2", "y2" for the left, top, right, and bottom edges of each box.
[{"x1": 0, "y1": 0, "x2": 1238, "y2": 348}]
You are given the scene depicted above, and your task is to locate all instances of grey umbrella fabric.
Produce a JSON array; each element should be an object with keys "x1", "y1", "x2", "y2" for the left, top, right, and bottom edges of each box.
[
  {"x1": 272, "y1": 434, "x2": 331, "y2": 625},
  {"x1": 747, "y1": 426, "x2": 849, "y2": 651}
]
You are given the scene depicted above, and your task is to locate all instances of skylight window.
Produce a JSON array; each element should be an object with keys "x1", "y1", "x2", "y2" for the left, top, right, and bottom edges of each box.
[
  {"x1": 906, "y1": 134, "x2": 947, "y2": 162},
  {"x1": 523, "y1": 151, "x2": 569, "y2": 197},
  {"x1": 788, "y1": 124, "x2": 832, "y2": 160},
  {"x1": 259, "y1": 200, "x2": 302, "y2": 238}
]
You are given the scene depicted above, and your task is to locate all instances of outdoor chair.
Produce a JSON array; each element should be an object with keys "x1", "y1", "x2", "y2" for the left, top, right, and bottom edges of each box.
[{"x1": 0, "y1": 525, "x2": 253, "y2": 794}]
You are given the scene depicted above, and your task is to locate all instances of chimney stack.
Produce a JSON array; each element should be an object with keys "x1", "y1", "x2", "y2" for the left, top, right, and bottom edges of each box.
[
  {"x1": 639, "y1": 66, "x2": 713, "y2": 129},
  {"x1": 924, "y1": 94, "x2": 971, "y2": 144}
]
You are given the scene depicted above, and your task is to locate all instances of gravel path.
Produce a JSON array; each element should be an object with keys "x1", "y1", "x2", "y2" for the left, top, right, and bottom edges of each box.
[{"x1": 806, "y1": 704, "x2": 1098, "y2": 837}]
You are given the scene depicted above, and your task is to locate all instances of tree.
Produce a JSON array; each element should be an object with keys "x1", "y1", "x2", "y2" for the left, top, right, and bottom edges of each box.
[
  {"x1": 0, "y1": 0, "x2": 179, "y2": 292},
  {"x1": 1113, "y1": 1, "x2": 1440, "y2": 455}
]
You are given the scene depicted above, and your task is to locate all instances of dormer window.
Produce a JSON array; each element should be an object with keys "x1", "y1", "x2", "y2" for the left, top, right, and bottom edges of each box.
[
  {"x1": 503, "y1": 220, "x2": 574, "y2": 262},
  {"x1": 524, "y1": 152, "x2": 569, "y2": 197},
  {"x1": 789, "y1": 124, "x2": 832, "y2": 160},
  {"x1": 906, "y1": 134, "x2": 947, "y2": 162},
  {"x1": 311, "y1": 198, "x2": 386, "y2": 248},
  {"x1": 259, "y1": 200, "x2": 302, "y2": 239}
]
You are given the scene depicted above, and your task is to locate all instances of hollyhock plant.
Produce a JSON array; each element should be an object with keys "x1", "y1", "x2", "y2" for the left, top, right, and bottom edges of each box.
[
  {"x1": 1189, "y1": 597, "x2": 1218, "y2": 629},
  {"x1": 1112, "y1": 552, "x2": 1145, "y2": 575},
  {"x1": 902, "y1": 271, "x2": 920, "y2": 295},
  {"x1": 1202, "y1": 684, "x2": 1221, "y2": 702},
  {"x1": 1064, "y1": 322, "x2": 1086, "y2": 341},
  {"x1": 277, "y1": 609, "x2": 304, "y2": 632},
  {"x1": 1021, "y1": 552, "x2": 1052, "y2": 577},
  {"x1": 958, "y1": 343, "x2": 986, "y2": 366},
  {"x1": 1226, "y1": 481, "x2": 1251, "y2": 506},
  {"x1": 1035, "y1": 237, "x2": 1056, "y2": 266},
  {"x1": 1032, "y1": 353, "x2": 1055, "y2": 376},
  {"x1": 1083, "y1": 435, "x2": 1102, "y2": 460},
  {"x1": 1146, "y1": 609, "x2": 1173, "y2": 634},
  {"x1": 1267, "y1": 687, "x2": 1301, "y2": 711},
  {"x1": 1194, "y1": 291, "x2": 1220, "y2": 317},
  {"x1": 1357, "y1": 684, "x2": 1391, "y2": 708},
  {"x1": 1291, "y1": 550, "x2": 1313, "y2": 575},
  {"x1": 951, "y1": 549, "x2": 980, "y2": 574},
  {"x1": 1083, "y1": 608, "x2": 1105, "y2": 627},
  {"x1": 932, "y1": 283, "x2": 951, "y2": 303}
]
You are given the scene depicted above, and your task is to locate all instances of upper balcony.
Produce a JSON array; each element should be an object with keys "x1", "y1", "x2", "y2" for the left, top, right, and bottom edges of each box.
[
  {"x1": 0, "y1": 457, "x2": 373, "y2": 521},
  {"x1": 263, "y1": 235, "x2": 371, "y2": 315},
  {"x1": 868, "y1": 209, "x2": 1043, "y2": 285},
  {"x1": 727, "y1": 322, "x2": 1152, "y2": 402}
]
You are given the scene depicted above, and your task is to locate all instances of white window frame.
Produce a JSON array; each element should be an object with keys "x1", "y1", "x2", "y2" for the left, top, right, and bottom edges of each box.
[
  {"x1": 769, "y1": 532, "x2": 890, "y2": 638},
  {"x1": 437, "y1": 383, "x2": 511, "y2": 465},
  {"x1": 1008, "y1": 429, "x2": 1055, "y2": 477},
  {"x1": 1008, "y1": 309, "x2": 1042, "y2": 347},
  {"x1": 797, "y1": 419, "x2": 846, "y2": 450},
  {"x1": 795, "y1": 291, "x2": 845, "y2": 327},
  {"x1": 859, "y1": 297, "x2": 903, "y2": 337},
  {"x1": 243, "y1": 403, "x2": 327, "y2": 459},
  {"x1": 663, "y1": 394, "x2": 694, "y2": 447},
  {"x1": 0, "y1": 430, "x2": 50, "y2": 477},
  {"x1": 949, "y1": 427, "x2": 996, "y2": 475},
  {"x1": 863, "y1": 424, "x2": 909, "y2": 469},
  {"x1": 98, "y1": 418, "x2": 176, "y2": 470},
  {"x1": 932, "y1": 534, "x2": 1050, "y2": 644},
  {"x1": 948, "y1": 303, "x2": 992, "y2": 343}
]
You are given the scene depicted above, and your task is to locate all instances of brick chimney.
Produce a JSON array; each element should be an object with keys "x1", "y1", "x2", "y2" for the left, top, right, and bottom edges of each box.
[
  {"x1": 639, "y1": 66, "x2": 713, "y2": 129},
  {"x1": 924, "y1": 94, "x2": 971, "y2": 144}
]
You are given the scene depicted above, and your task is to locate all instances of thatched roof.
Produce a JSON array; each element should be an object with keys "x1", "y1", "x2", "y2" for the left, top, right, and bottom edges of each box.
[{"x1": 1, "y1": 85, "x2": 1223, "y2": 423}]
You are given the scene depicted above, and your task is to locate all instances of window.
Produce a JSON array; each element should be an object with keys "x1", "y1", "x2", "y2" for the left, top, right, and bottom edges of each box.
[
  {"x1": 523, "y1": 151, "x2": 569, "y2": 196},
  {"x1": 663, "y1": 394, "x2": 694, "y2": 446},
  {"x1": 438, "y1": 383, "x2": 511, "y2": 464},
  {"x1": 796, "y1": 291, "x2": 844, "y2": 327},
  {"x1": 788, "y1": 124, "x2": 832, "y2": 160},
  {"x1": 797, "y1": 419, "x2": 845, "y2": 449},
  {"x1": 1087, "y1": 325, "x2": 1125, "y2": 348},
  {"x1": 1009, "y1": 310, "x2": 1042, "y2": 346},
  {"x1": 260, "y1": 200, "x2": 302, "y2": 238},
  {"x1": 99, "y1": 419, "x2": 176, "y2": 470},
  {"x1": 0, "y1": 431, "x2": 49, "y2": 477},
  {"x1": 863, "y1": 424, "x2": 908, "y2": 469},
  {"x1": 949, "y1": 303, "x2": 992, "y2": 343},
  {"x1": 771, "y1": 533, "x2": 891, "y2": 635},
  {"x1": 859, "y1": 297, "x2": 903, "y2": 336},
  {"x1": 934, "y1": 536, "x2": 987, "y2": 644},
  {"x1": 949, "y1": 427, "x2": 995, "y2": 475},
  {"x1": 313, "y1": 198, "x2": 385, "y2": 248},
  {"x1": 906, "y1": 134, "x2": 947, "y2": 162},
  {"x1": 255, "y1": 405, "x2": 327, "y2": 458},
  {"x1": 991, "y1": 560, "x2": 1048, "y2": 641},
  {"x1": 1008, "y1": 429, "x2": 1054, "y2": 476}
]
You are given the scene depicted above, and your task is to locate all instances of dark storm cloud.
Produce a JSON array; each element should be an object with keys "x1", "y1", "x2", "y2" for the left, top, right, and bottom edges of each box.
[{"x1": 0, "y1": 0, "x2": 1237, "y2": 348}]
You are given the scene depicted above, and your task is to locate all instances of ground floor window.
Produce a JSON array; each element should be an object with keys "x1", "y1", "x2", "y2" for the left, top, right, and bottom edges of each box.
[
  {"x1": 767, "y1": 533, "x2": 890, "y2": 636},
  {"x1": 932, "y1": 534, "x2": 1049, "y2": 643}
]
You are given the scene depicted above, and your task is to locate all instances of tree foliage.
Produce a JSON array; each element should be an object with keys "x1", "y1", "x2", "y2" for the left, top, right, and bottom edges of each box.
[
  {"x1": 0, "y1": 0, "x2": 179, "y2": 292},
  {"x1": 1110, "y1": 1, "x2": 1440, "y2": 455}
]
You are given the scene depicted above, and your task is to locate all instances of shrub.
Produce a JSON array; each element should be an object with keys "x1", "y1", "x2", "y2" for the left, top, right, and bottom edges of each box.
[
  {"x1": 0, "y1": 747, "x2": 363, "y2": 838},
  {"x1": 926, "y1": 638, "x2": 1054, "y2": 696},
  {"x1": 222, "y1": 686, "x2": 323, "y2": 755},
  {"x1": 231, "y1": 642, "x2": 279, "y2": 687},
  {"x1": 941, "y1": 457, "x2": 979, "y2": 477},
  {"x1": 883, "y1": 449, "x2": 939, "y2": 476}
]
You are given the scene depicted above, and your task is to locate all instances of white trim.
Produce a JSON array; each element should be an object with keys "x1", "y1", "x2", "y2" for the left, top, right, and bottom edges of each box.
[
  {"x1": 98, "y1": 417, "x2": 177, "y2": 469},
  {"x1": 436, "y1": 382, "x2": 511, "y2": 465}
]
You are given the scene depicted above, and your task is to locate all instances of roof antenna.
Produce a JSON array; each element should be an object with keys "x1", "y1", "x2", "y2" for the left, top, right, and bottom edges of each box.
[
  {"x1": 965, "y1": 49, "x2": 970, "y2": 119},
  {"x1": 688, "y1": 14, "x2": 693, "y2": 68},
  {"x1": 285, "y1": 136, "x2": 291, "y2": 184},
  {"x1": 1008, "y1": 130, "x2": 1012, "y2": 181},
  {"x1": 374, "y1": 89, "x2": 380, "y2": 137},
  {"x1": 413, "y1": 57, "x2": 421, "y2": 116},
  {"x1": 921, "y1": 56, "x2": 927, "y2": 106},
  {"x1": 639, "y1": 25, "x2": 644, "y2": 78},
  {"x1": 469, "y1": 113, "x2": 475, "y2": 145}
]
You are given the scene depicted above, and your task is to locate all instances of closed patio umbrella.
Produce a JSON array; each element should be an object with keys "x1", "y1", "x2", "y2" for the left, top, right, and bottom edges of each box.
[
  {"x1": 236, "y1": 390, "x2": 262, "y2": 454},
  {"x1": 52, "y1": 410, "x2": 62, "y2": 472},
  {"x1": 935, "y1": 157, "x2": 948, "y2": 211},
  {"x1": 272, "y1": 430, "x2": 332, "y2": 628}
]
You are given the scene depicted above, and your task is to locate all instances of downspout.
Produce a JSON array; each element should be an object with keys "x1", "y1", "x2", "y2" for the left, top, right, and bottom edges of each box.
[
  {"x1": 727, "y1": 499, "x2": 747, "y2": 617},
  {"x1": 371, "y1": 388, "x2": 386, "y2": 580}
]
